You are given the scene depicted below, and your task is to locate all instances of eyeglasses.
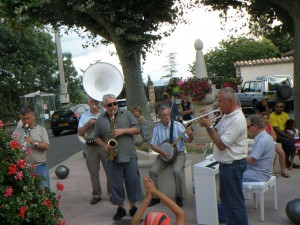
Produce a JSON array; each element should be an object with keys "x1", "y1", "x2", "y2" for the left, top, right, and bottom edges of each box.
[
  {"x1": 247, "y1": 124, "x2": 254, "y2": 129},
  {"x1": 106, "y1": 102, "x2": 118, "y2": 107}
]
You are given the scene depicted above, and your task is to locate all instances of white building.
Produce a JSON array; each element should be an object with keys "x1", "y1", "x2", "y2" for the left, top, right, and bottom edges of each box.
[{"x1": 235, "y1": 55, "x2": 294, "y2": 85}]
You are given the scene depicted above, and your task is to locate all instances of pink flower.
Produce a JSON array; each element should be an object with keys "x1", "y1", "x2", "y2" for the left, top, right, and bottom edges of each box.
[
  {"x1": 11, "y1": 132, "x2": 19, "y2": 139},
  {"x1": 8, "y1": 164, "x2": 17, "y2": 175},
  {"x1": 4, "y1": 186, "x2": 13, "y2": 197},
  {"x1": 56, "y1": 182, "x2": 64, "y2": 191},
  {"x1": 57, "y1": 220, "x2": 66, "y2": 225},
  {"x1": 17, "y1": 159, "x2": 26, "y2": 169},
  {"x1": 14, "y1": 171, "x2": 24, "y2": 181},
  {"x1": 26, "y1": 147, "x2": 32, "y2": 155},
  {"x1": 19, "y1": 205, "x2": 27, "y2": 218},
  {"x1": 9, "y1": 140, "x2": 19, "y2": 149},
  {"x1": 43, "y1": 198, "x2": 53, "y2": 209}
]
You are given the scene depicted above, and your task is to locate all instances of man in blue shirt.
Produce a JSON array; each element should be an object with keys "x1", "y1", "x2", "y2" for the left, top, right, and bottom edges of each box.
[
  {"x1": 148, "y1": 106, "x2": 194, "y2": 207},
  {"x1": 243, "y1": 115, "x2": 275, "y2": 182}
]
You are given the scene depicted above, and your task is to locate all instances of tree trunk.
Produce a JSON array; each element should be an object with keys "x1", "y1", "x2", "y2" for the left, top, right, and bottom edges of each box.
[
  {"x1": 292, "y1": 13, "x2": 300, "y2": 127},
  {"x1": 115, "y1": 44, "x2": 150, "y2": 119},
  {"x1": 271, "y1": 0, "x2": 300, "y2": 126}
]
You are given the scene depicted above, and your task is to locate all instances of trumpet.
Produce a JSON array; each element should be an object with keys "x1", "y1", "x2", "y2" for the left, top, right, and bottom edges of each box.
[{"x1": 182, "y1": 109, "x2": 222, "y2": 127}]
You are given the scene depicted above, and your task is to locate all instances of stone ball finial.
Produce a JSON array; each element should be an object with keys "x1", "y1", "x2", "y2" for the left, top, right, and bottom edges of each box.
[{"x1": 194, "y1": 39, "x2": 203, "y2": 51}]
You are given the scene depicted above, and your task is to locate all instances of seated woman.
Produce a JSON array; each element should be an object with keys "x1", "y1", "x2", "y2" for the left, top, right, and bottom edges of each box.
[
  {"x1": 261, "y1": 112, "x2": 290, "y2": 177},
  {"x1": 179, "y1": 96, "x2": 193, "y2": 121},
  {"x1": 132, "y1": 106, "x2": 149, "y2": 143}
]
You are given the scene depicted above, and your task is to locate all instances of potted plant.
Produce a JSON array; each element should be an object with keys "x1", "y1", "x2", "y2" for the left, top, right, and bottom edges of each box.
[
  {"x1": 0, "y1": 129, "x2": 65, "y2": 225},
  {"x1": 178, "y1": 77, "x2": 212, "y2": 103},
  {"x1": 208, "y1": 74, "x2": 243, "y2": 89}
]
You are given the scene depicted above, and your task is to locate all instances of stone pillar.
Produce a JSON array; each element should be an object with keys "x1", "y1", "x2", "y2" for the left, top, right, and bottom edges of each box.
[{"x1": 193, "y1": 39, "x2": 217, "y2": 143}]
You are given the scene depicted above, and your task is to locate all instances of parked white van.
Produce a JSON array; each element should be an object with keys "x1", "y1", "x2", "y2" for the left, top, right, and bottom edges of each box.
[{"x1": 237, "y1": 75, "x2": 293, "y2": 112}]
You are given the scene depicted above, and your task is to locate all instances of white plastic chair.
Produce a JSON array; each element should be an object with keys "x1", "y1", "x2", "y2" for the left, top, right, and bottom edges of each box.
[{"x1": 243, "y1": 176, "x2": 278, "y2": 222}]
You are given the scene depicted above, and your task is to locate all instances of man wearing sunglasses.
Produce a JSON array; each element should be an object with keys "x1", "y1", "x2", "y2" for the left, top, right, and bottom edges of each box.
[
  {"x1": 94, "y1": 94, "x2": 142, "y2": 221},
  {"x1": 269, "y1": 101, "x2": 296, "y2": 169}
]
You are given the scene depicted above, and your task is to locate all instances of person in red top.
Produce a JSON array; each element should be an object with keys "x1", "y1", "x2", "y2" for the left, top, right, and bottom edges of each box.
[{"x1": 261, "y1": 112, "x2": 289, "y2": 177}]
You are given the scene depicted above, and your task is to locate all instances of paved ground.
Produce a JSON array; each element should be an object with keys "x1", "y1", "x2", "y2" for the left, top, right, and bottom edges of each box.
[{"x1": 50, "y1": 150, "x2": 300, "y2": 225}]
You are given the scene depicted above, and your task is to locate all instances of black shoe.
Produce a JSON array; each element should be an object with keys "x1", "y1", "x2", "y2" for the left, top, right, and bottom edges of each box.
[
  {"x1": 293, "y1": 163, "x2": 300, "y2": 168},
  {"x1": 175, "y1": 197, "x2": 183, "y2": 207},
  {"x1": 113, "y1": 207, "x2": 126, "y2": 221},
  {"x1": 148, "y1": 198, "x2": 160, "y2": 207},
  {"x1": 129, "y1": 205, "x2": 137, "y2": 217},
  {"x1": 90, "y1": 197, "x2": 101, "y2": 205}
]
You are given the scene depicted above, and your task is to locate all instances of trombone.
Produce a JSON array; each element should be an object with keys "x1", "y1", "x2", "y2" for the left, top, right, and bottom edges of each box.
[{"x1": 182, "y1": 109, "x2": 222, "y2": 128}]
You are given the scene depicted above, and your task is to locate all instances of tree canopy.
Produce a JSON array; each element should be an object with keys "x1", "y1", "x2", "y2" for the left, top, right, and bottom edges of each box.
[
  {"x1": 205, "y1": 36, "x2": 280, "y2": 78},
  {"x1": 0, "y1": 0, "x2": 199, "y2": 116},
  {"x1": 201, "y1": 0, "x2": 300, "y2": 125},
  {"x1": 0, "y1": 22, "x2": 84, "y2": 121}
]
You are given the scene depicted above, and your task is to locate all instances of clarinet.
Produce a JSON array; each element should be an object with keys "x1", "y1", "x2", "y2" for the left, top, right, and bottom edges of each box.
[{"x1": 22, "y1": 123, "x2": 30, "y2": 150}]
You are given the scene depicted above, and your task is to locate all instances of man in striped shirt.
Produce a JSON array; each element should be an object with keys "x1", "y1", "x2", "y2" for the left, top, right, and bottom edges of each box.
[{"x1": 148, "y1": 106, "x2": 194, "y2": 207}]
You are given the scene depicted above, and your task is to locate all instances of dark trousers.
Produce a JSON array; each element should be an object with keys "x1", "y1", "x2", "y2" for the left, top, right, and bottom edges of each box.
[
  {"x1": 219, "y1": 158, "x2": 249, "y2": 225},
  {"x1": 277, "y1": 136, "x2": 296, "y2": 166}
]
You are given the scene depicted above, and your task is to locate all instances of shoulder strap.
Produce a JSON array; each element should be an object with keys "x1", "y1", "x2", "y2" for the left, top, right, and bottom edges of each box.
[{"x1": 169, "y1": 120, "x2": 174, "y2": 143}]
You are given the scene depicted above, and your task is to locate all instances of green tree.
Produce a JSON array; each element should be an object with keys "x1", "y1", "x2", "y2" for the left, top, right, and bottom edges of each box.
[
  {"x1": 0, "y1": 23, "x2": 58, "y2": 121},
  {"x1": 0, "y1": 0, "x2": 199, "y2": 117},
  {"x1": 204, "y1": 36, "x2": 280, "y2": 78},
  {"x1": 161, "y1": 53, "x2": 178, "y2": 80},
  {"x1": 0, "y1": 22, "x2": 83, "y2": 121},
  {"x1": 200, "y1": 0, "x2": 300, "y2": 136},
  {"x1": 62, "y1": 52, "x2": 86, "y2": 106},
  {"x1": 250, "y1": 25, "x2": 293, "y2": 54}
]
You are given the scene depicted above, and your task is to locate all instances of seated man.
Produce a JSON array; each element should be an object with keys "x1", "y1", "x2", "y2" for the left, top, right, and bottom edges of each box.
[
  {"x1": 269, "y1": 101, "x2": 296, "y2": 169},
  {"x1": 255, "y1": 97, "x2": 270, "y2": 115},
  {"x1": 149, "y1": 106, "x2": 193, "y2": 207},
  {"x1": 243, "y1": 115, "x2": 275, "y2": 182}
]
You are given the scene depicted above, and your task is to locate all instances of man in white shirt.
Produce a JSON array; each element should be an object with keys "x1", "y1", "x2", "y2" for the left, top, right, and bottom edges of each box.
[{"x1": 200, "y1": 87, "x2": 249, "y2": 225}]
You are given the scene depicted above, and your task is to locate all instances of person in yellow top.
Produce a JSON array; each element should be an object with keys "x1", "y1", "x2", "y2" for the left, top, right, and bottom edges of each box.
[{"x1": 269, "y1": 101, "x2": 296, "y2": 169}]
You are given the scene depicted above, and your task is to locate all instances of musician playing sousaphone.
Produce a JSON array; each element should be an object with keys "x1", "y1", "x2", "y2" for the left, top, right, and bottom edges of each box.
[
  {"x1": 77, "y1": 95, "x2": 110, "y2": 205},
  {"x1": 149, "y1": 106, "x2": 194, "y2": 208},
  {"x1": 94, "y1": 94, "x2": 143, "y2": 221}
]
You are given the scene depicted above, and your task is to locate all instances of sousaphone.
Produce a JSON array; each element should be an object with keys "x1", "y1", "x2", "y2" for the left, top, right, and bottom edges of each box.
[{"x1": 78, "y1": 62, "x2": 124, "y2": 144}]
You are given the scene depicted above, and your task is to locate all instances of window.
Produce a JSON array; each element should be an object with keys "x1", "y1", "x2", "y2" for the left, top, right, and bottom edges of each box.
[
  {"x1": 268, "y1": 77, "x2": 291, "y2": 91},
  {"x1": 256, "y1": 81, "x2": 262, "y2": 92},
  {"x1": 249, "y1": 82, "x2": 256, "y2": 92}
]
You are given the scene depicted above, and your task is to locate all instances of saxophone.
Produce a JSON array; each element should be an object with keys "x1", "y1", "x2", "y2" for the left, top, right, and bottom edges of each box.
[{"x1": 107, "y1": 110, "x2": 118, "y2": 161}]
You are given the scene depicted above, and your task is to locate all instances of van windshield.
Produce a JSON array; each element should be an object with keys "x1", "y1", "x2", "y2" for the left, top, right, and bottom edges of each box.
[{"x1": 268, "y1": 77, "x2": 291, "y2": 91}]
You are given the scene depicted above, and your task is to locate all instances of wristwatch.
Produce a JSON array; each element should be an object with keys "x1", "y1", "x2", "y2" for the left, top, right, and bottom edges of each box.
[
  {"x1": 34, "y1": 142, "x2": 38, "y2": 147},
  {"x1": 207, "y1": 125, "x2": 214, "y2": 130}
]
